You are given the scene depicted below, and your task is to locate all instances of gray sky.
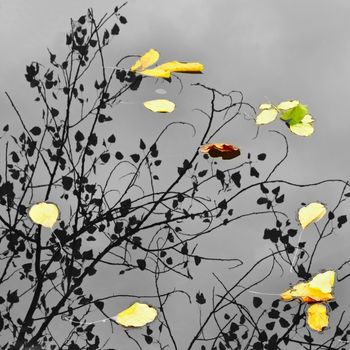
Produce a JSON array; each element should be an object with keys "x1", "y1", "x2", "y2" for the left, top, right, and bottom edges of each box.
[{"x1": 1, "y1": 1, "x2": 350, "y2": 348}]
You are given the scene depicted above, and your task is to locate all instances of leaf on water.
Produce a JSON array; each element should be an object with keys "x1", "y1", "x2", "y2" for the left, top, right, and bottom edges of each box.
[
  {"x1": 306, "y1": 303, "x2": 329, "y2": 332},
  {"x1": 28, "y1": 202, "x2": 60, "y2": 228},
  {"x1": 156, "y1": 61, "x2": 204, "y2": 73},
  {"x1": 256, "y1": 108, "x2": 278, "y2": 125},
  {"x1": 140, "y1": 68, "x2": 171, "y2": 79},
  {"x1": 280, "y1": 270, "x2": 335, "y2": 303},
  {"x1": 289, "y1": 114, "x2": 314, "y2": 137},
  {"x1": 280, "y1": 103, "x2": 309, "y2": 124},
  {"x1": 130, "y1": 48, "x2": 160, "y2": 72},
  {"x1": 116, "y1": 302, "x2": 157, "y2": 328},
  {"x1": 298, "y1": 202, "x2": 326, "y2": 229},
  {"x1": 143, "y1": 99, "x2": 175, "y2": 113},
  {"x1": 200, "y1": 143, "x2": 241, "y2": 160},
  {"x1": 277, "y1": 100, "x2": 300, "y2": 110}
]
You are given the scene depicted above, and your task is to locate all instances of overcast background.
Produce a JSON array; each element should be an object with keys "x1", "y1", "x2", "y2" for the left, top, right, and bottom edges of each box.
[{"x1": 1, "y1": 1, "x2": 350, "y2": 349}]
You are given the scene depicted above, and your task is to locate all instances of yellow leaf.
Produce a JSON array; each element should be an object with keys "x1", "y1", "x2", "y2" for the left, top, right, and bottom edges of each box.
[
  {"x1": 130, "y1": 49, "x2": 160, "y2": 72},
  {"x1": 256, "y1": 108, "x2": 278, "y2": 125},
  {"x1": 116, "y1": 302, "x2": 157, "y2": 328},
  {"x1": 307, "y1": 304, "x2": 329, "y2": 332},
  {"x1": 298, "y1": 202, "x2": 326, "y2": 229},
  {"x1": 28, "y1": 202, "x2": 59, "y2": 228},
  {"x1": 143, "y1": 99, "x2": 175, "y2": 113},
  {"x1": 140, "y1": 68, "x2": 171, "y2": 79},
  {"x1": 289, "y1": 124, "x2": 314, "y2": 137},
  {"x1": 309, "y1": 270, "x2": 335, "y2": 294},
  {"x1": 280, "y1": 270, "x2": 335, "y2": 303},
  {"x1": 277, "y1": 100, "x2": 300, "y2": 110},
  {"x1": 156, "y1": 61, "x2": 204, "y2": 73}
]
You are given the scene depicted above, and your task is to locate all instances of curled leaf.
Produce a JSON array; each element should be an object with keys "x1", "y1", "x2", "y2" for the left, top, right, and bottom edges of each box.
[
  {"x1": 280, "y1": 270, "x2": 335, "y2": 303},
  {"x1": 143, "y1": 99, "x2": 175, "y2": 113},
  {"x1": 156, "y1": 61, "x2": 204, "y2": 73},
  {"x1": 116, "y1": 302, "x2": 157, "y2": 328},
  {"x1": 307, "y1": 303, "x2": 329, "y2": 332},
  {"x1": 28, "y1": 202, "x2": 60, "y2": 228},
  {"x1": 200, "y1": 143, "x2": 241, "y2": 160},
  {"x1": 130, "y1": 48, "x2": 160, "y2": 72},
  {"x1": 298, "y1": 202, "x2": 326, "y2": 229}
]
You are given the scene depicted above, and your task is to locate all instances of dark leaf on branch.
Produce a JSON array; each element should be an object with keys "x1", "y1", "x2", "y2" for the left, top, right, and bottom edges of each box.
[
  {"x1": 30, "y1": 126, "x2": 41, "y2": 136},
  {"x1": 231, "y1": 171, "x2": 241, "y2": 187},
  {"x1": 337, "y1": 215, "x2": 347, "y2": 228},
  {"x1": 257, "y1": 153, "x2": 266, "y2": 161},
  {"x1": 7, "y1": 290, "x2": 19, "y2": 304},
  {"x1": 253, "y1": 297, "x2": 262, "y2": 308},
  {"x1": 137, "y1": 259, "x2": 146, "y2": 271},
  {"x1": 196, "y1": 292, "x2": 206, "y2": 304},
  {"x1": 250, "y1": 167, "x2": 259, "y2": 178},
  {"x1": 130, "y1": 154, "x2": 140, "y2": 163},
  {"x1": 62, "y1": 176, "x2": 73, "y2": 191},
  {"x1": 111, "y1": 23, "x2": 120, "y2": 35},
  {"x1": 119, "y1": 16, "x2": 127, "y2": 24}
]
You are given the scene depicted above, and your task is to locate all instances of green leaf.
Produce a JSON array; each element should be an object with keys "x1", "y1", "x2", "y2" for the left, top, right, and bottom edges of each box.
[{"x1": 280, "y1": 103, "x2": 308, "y2": 125}]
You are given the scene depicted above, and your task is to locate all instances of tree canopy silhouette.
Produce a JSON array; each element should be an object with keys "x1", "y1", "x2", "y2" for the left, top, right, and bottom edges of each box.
[{"x1": 1, "y1": 3, "x2": 350, "y2": 350}]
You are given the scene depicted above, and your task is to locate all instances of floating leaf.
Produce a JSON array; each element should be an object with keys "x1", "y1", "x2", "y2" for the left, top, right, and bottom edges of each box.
[
  {"x1": 256, "y1": 108, "x2": 278, "y2": 125},
  {"x1": 280, "y1": 270, "x2": 335, "y2": 303},
  {"x1": 298, "y1": 202, "x2": 326, "y2": 229},
  {"x1": 156, "y1": 61, "x2": 204, "y2": 73},
  {"x1": 280, "y1": 103, "x2": 309, "y2": 124},
  {"x1": 130, "y1": 49, "x2": 160, "y2": 72},
  {"x1": 28, "y1": 202, "x2": 59, "y2": 228},
  {"x1": 289, "y1": 114, "x2": 314, "y2": 137},
  {"x1": 143, "y1": 99, "x2": 175, "y2": 113},
  {"x1": 307, "y1": 303, "x2": 329, "y2": 332},
  {"x1": 200, "y1": 143, "x2": 241, "y2": 160},
  {"x1": 140, "y1": 68, "x2": 171, "y2": 79},
  {"x1": 277, "y1": 100, "x2": 300, "y2": 110},
  {"x1": 116, "y1": 302, "x2": 157, "y2": 328}
]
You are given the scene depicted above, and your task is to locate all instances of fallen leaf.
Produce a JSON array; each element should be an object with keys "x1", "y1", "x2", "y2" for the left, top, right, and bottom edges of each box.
[
  {"x1": 298, "y1": 202, "x2": 326, "y2": 229},
  {"x1": 116, "y1": 302, "x2": 157, "y2": 328},
  {"x1": 200, "y1": 144, "x2": 241, "y2": 160},
  {"x1": 130, "y1": 49, "x2": 160, "y2": 72},
  {"x1": 143, "y1": 99, "x2": 175, "y2": 113},
  {"x1": 28, "y1": 202, "x2": 60, "y2": 228},
  {"x1": 307, "y1": 303, "x2": 329, "y2": 332}
]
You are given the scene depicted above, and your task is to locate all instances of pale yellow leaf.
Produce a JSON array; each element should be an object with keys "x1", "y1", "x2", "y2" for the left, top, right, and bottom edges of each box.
[
  {"x1": 116, "y1": 302, "x2": 157, "y2": 328},
  {"x1": 277, "y1": 100, "x2": 300, "y2": 110},
  {"x1": 289, "y1": 122, "x2": 314, "y2": 136},
  {"x1": 298, "y1": 202, "x2": 326, "y2": 229},
  {"x1": 256, "y1": 108, "x2": 278, "y2": 125},
  {"x1": 143, "y1": 99, "x2": 175, "y2": 113},
  {"x1": 28, "y1": 202, "x2": 59, "y2": 228},
  {"x1": 130, "y1": 49, "x2": 160, "y2": 72},
  {"x1": 309, "y1": 271, "x2": 335, "y2": 294}
]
